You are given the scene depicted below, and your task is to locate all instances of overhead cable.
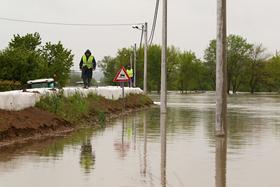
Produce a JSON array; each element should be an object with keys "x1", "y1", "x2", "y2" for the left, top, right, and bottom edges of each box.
[
  {"x1": 0, "y1": 17, "x2": 143, "y2": 27},
  {"x1": 148, "y1": 0, "x2": 160, "y2": 45}
]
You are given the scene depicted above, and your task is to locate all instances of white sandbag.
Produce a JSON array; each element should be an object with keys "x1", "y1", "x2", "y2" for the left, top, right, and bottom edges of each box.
[
  {"x1": 0, "y1": 86, "x2": 144, "y2": 111},
  {"x1": 0, "y1": 91, "x2": 38, "y2": 111}
]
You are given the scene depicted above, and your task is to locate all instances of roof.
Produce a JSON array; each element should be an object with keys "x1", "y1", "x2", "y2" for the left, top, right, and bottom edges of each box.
[{"x1": 27, "y1": 78, "x2": 54, "y2": 84}]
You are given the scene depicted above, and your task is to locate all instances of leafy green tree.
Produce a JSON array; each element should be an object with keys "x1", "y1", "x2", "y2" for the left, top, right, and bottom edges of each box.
[
  {"x1": 147, "y1": 45, "x2": 161, "y2": 92},
  {"x1": 246, "y1": 44, "x2": 269, "y2": 93},
  {"x1": 167, "y1": 46, "x2": 180, "y2": 90},
  {"x1": 204, "y1": 39, "x2": 216, "y2": 90},
  {"x1": 40, "y1": 42, "x2": 74, "y2": 87},
  {"x1": 176, "y1": 51, "x2": 206, "y2": 92},
  {"x1": 0, "y1": 47, "x2": 45, "y2": 83},
  {"x1": 100, "y1": 56, "x2": 119, "y2": 85},
  {"x1": 194, "y1": 60, "x2": 210, "y2": 90},
  {"x1": 0, "y1": 33, "x2": 74, "y2": 87},
  {"x1": 263, "y1": 55, "x2": 280, "y2": 92},
  {"x1": 0, "y1": 32, "x2": 44, "y2": 83},
  {"x1": 204, "y1": 35, "x2": 253, "y2": 93},
  {"x1": 9, "y1": 32, "x2": 41, "y2": 51},
  {"x1": 101, "y1": 45, "x2": 209, "y2": 92},
  {"x1": 227, "y1": 35, "x2": 253, "y2": 93}
]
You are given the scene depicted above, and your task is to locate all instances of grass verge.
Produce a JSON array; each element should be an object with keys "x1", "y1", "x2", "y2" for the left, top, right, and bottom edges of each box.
[{"x1": 36, "y1": 92, "x2": 153, "y2": 126}]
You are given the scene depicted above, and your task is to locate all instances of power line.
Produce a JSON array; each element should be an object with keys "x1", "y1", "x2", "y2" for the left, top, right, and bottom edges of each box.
[
  {"x1": 0, "y1": 17, "x2": 143, "y2": 27},
  {"x1": 148, "y1": 0, "x2": 160, "y2": 45}
]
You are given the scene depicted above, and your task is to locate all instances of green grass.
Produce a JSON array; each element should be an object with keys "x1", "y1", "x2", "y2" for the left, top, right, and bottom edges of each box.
[
  {"x1": 36, "y1": 92, "x2": 153, "y2": 125},
  {"x1": 36, "y1": 92, "x2": 89, "y2": 123}
]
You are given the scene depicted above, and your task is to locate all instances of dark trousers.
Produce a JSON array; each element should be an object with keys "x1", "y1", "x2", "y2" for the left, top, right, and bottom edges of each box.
[
  {"x1": 128, "y1": 77, "x2": 134, "y2": 87},
  {"x1": 82, "y1": 67, "x2": 93, "y2": 88}
]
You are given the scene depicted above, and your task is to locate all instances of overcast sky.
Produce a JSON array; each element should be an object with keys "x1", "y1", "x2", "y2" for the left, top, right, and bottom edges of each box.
[{"x1": 0, "y1": 0, "x2": 279, "y2": 70}]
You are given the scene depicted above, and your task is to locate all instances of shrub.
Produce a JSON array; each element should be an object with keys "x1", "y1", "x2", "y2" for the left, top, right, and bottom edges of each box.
[{"x1": 0, "y1": 80, "x2": 21, "y2": 91}]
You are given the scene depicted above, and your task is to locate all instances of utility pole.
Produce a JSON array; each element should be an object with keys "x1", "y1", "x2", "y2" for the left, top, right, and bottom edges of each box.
[
  {"x1": 161, "y1": 0, "x2": 167, "y2": 114},
  {"x1": 130, "y1": 53, "x2": 133, "y2": 70},
  {"x1": 216, "y1": 0, "x2": 227, "y2": 136},
  {"x1": 132, "y1": 24, "x2": 147, "y2": 91},
  {"x1": 133, "y1": 43, "x2": 137, "y2": 87},
  {"x1": 144, "y1": 22, "x2": 148, "y2": 94}
]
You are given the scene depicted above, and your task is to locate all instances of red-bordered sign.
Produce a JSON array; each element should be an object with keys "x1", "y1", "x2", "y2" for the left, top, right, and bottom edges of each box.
[{"x1": 113, "y1": 66, "x2": 131, "y2": 82}]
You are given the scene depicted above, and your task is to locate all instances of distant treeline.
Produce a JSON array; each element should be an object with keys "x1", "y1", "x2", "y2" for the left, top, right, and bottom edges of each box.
[
  {"x1": 1, "y1": 33, "x2": 280, "y2": 93},
  {"x1": 0, "y1": 32, "x2": 74, "y2": 90},
  {"x1": 101, "y1": 35, "x2": 280, "y2": 93}
]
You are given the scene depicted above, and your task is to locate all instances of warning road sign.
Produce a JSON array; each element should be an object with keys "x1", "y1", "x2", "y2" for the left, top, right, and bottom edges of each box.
[{"x1": 113, "y1": 66, "x2": 131, "y2": 82}]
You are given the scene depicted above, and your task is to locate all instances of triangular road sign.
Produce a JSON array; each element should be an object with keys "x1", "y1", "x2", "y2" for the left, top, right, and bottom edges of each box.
[{"x1": 113, "y1": 66, "x2": 131, "y2": 82}]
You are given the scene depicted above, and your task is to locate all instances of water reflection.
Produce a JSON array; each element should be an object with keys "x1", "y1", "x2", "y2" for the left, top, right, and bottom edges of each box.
[
  {"x1": 215, "y1": 137, "x2": 227, "y2": 187},
  {"x1": 133, "y1": 115, "x2": 137, "y2": 151},
  {"x1": 39, "y1": 128, "x2": 96, "y2": 159},
  {"x1": 160, "y1": 113, "x2": 167, "y2": 187},
  {"x1": 80, "y1": 139, "x2": 95, "y2": 174},
  {"x1": 141, "y1": 112, "x2": 147, "y2": 176},
  {"x1": 113, "y1": 116, "x2": 130, "y2": 158},
  {"x1": 1, "y1": 94, "x2": 280, "y2": 187}
]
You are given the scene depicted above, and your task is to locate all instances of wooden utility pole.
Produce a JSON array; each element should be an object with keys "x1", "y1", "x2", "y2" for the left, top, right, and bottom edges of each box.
[
  {"x1": 216, "y1": 0, "x2": 227, "y2": 136},
  {"x1": 144, "y1": 22, "x2": 148, "y2": 94},
  {"x1": 133, "y1": 43, "x2": 137, "y2": 87},
  {"x1": 161, "y1": 0, "x2": 167, "y2": 114}
]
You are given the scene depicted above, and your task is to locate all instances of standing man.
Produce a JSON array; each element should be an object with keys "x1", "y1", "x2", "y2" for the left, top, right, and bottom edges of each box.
[
  {"x1": 127, "y1": 65, "x2": 134, "y2": 87},
  {"x1": 80, "y1": 49, "x2": 96, "y2": 88}
]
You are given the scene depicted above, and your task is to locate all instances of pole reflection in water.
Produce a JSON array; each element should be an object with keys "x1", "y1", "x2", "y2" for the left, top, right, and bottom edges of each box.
[
  {"x1": 133, "y1": 115, "x2": 137, "y2": 151},
  {"x1": 160, "y1": 113, "x2": 167, "y2": 187},
  {"x1": 114, "y1": 116, "x2": 130, "y2": 158},
  {"x1": 215, "y1": 137, "x2": 227, "y2": 187},
  {"x1": 122, "y1": 116, "x2": 125, "y2": 144},
  {"x1": 141, "y1": 112, "x2": 147, "y2": 176}
]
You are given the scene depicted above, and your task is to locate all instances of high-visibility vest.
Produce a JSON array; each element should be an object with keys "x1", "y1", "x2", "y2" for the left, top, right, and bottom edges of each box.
[
  {"x1": 82, "y1": 55, "x2": 94, "y2": 69},
  {"x1": 127, "y1": 69, "x2": 133, "y2": 78}
]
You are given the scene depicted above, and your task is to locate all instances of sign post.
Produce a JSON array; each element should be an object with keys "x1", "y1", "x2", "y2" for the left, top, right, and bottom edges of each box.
[{"x1": 113, "y1": 66, "x2": 131, "y2": 112}]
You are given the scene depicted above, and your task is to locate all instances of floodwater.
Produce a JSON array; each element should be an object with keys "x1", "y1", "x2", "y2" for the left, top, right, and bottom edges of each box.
[{"x1": 1, "y1": 92, "x2": 280, "y2": 187}]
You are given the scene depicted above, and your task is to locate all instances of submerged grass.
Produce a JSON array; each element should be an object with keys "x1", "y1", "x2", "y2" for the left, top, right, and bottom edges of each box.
[{"x1": 36, "y1": 92, "x2": 153, "y2": 125}]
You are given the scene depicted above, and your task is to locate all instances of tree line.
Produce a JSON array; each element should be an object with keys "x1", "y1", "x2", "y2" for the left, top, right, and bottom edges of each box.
[
  {"x1": 1, "y1": 33, "x2": 280, "y2": 93},
  {"x1": 0, "y1": 32, "x2": 74, "y2": 90},
  {"x1": 101, "y1": 34, "x2": 280, "y2": 93}
]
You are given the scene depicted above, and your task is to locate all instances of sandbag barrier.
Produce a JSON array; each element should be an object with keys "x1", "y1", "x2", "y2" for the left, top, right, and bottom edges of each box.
[{"x1": 0, "y1": 86, "x2": 143, "y2": 111}]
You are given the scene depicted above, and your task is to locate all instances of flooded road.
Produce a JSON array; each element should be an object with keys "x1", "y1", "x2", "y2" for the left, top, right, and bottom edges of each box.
[{"x1": 1, "y1": 92, "x2": 280, "y2": 187}]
